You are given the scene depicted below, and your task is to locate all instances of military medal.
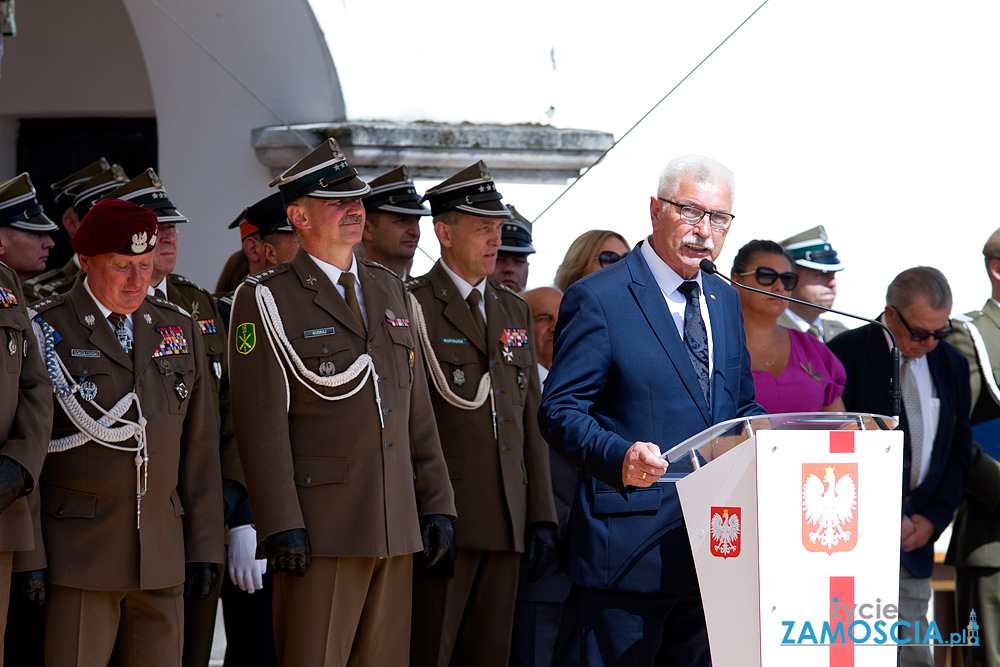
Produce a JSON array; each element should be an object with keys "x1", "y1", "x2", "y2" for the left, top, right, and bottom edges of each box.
[
  {"x1": 0, "y1": 287, "x2": 17, "y2": 308},
  {"x1": 517, "y1": 368, "x2": 526, "y2": 391},
  {"x1": 79, "y1": 380, "x2": 98, "y2": 402},
  {"x1": 452, "y1": 368, "x2": 466, "y2": 386},
  {"x1": 198, "y1": 319, "x2": 217, "y2": 335},
  {"x1": 174, "y1": 380, "x2": 189, "y2": 401},
  {"x1": 153, "y1": 326, "x2": 189, "y2": 357},
  {"x1": 318, "y1": 361, "x2": 336, "y2": 376},
  {"x1": 213, "y1": 361, "x2": 222, "y2": 379},
  {"x1": 408, "y1": 349, "x2": 414, "y2": 368},
  {"x1": 7, "y1": 338, "x2": 14, "y2": 355},
  {"x1": 502, "y1": 346, "x2": 513, "y2": 362}
]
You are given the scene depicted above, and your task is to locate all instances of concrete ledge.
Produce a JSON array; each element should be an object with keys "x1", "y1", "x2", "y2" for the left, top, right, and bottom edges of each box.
[{"x1": 252, "y1": 121, "x2": 614, "y2": 184}]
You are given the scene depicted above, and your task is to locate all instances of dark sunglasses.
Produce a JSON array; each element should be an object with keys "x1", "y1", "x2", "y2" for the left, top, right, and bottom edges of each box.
[
  {"x1": 598, "y1": 250, "x2": 628, "y2": 267},
  {"x1": 893, "y1": 308, "x2": 953, "y2": 342},
  {"x1": 737, "y1": 267, "x2": 799, "y2": 290}
]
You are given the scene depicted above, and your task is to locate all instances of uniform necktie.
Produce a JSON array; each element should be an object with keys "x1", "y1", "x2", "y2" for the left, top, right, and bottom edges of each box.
[
  {"x1": 337, "y1": 272, "x2": 365, "y2": 329},
  {"x1": 902, "y1": 357, "x2": 924, "y2": 489},
  {"x1": 108, "y1": 313, "x2": 133, "y2": 355},
  {"x1": 807, "y1": 325, "x2": 821, "y2": 339},
  {"x1": 466, "y1": 290, "x2": 486, "y2": 341},
  {"x1": 677, "y1": 281, "x2": 710, "y2": 403}
]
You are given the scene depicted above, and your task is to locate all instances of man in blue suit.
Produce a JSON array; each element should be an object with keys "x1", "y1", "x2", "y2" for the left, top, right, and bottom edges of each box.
[
  {"x1": 538, "y1": 154, "x2": 764, "y2": 666},
  {"x1": 828, "y1": 266, "x2": 971, "y2": 667}
]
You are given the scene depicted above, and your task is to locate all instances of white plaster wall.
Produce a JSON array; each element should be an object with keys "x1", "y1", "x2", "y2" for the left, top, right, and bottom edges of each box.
[{"x1": 120, "y1": 0, "x2": 344, "y2": 289}]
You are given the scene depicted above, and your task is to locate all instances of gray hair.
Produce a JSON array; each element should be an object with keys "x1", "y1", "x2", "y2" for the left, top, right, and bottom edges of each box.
[
  {"x1": 886, "y1": 266, "x2": 952, "y2": 312},
  {"x1": 657, "y1": 154, "x2": 735, "y2": 203}
]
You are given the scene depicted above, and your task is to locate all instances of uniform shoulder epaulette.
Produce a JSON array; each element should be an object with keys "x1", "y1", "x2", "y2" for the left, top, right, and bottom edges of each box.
[
  {"x1": 244, "y1": 263, "x2": 291, "y2": 286},
  {"x1": 30, "y1": 294, "x2": 64, "y2": 315},
  {"x1": 404, "y1": 275, "x2": 428, "y2": 291},
  {"x1": 954, "y1": 313, "x2": 976, "y2": 323},
  {"x1": 358, "y1": 257, "x2": 401, "y2": 280},
  {"x1": 168, "y1": 273, "x2": 213, "y2": 300},
  {"x1": 167, "y1": 273, "x2": 200, "y2": 288},
  {"x1": 490, "y1": 279, "x2": 525, "y2": 301},
  {"x1": 150, "y1": 296, "x2": 189, "y2": 317},
  {"x1": 217, "y1": 293, "x2": 234, "y2": 307},
  {"x1": 24, "y1": 266, "x2": 63, "y2": 287}
]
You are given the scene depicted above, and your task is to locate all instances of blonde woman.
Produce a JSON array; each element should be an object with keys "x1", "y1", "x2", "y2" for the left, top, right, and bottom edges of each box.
[{"x1": 553, "y1": 230, "x2": 630, "y2": 292}]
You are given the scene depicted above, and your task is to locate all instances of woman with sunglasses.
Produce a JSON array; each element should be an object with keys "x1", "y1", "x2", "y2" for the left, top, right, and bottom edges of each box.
[
  {"x1": 554, "y1": 230, "x2": 630, "y2": 292},
  {"x1": 731, "y1": 239, "x2": 846, "y2": 413}
]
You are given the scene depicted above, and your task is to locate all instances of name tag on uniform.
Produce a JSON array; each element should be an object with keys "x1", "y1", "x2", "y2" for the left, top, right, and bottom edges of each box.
[
  {"x1": 440, "y1": 337, "x2": 467, "y2": 345},
  {"x1": 71, "y1": 349, "x2": 101, "y2": 358},
  {"x1": 304, "y1": 327, "x2": 336, "y2": 338}
]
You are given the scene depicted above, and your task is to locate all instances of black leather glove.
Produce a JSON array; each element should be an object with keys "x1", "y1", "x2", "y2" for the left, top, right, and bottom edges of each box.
[
  {"x1": 417, "y1": 515, "x2": 457, "y2": 580},
  {"x1": 12, "y1": 569, "x2": 46, "y2": 610},
  {"x1": 183, "y1": 562, "x2": 220, "y2": 600},
  {"x1": 419, "y1": 514, "x2": 454, "y2": 568},
  {"x1": 221, "y1": 479, "x2": 248, "y2": 525},
  {"x1": 0, "y1": 456, "x2": 29, "y2": 515},
  {"x1": 264, "y1": 528, "x2": 311, "y2": 577},
  {"x1": 525, "y1": 522, "x2": 559, "y2": 583}
]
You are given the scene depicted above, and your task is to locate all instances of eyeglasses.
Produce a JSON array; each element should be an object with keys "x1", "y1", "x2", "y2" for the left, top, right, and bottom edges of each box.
[
  {"x1": 893, "y1": 308, "x2": 953, "y2": 342},
  {"x1": 658, "y1": 198, "x2": 735, "y2": 231},
  {"x1": 737, "y1": 267, "x2": 799, "y2": 290},
  {"x1": 598, "y1": 250, "x2": 628, "y2": 267}
]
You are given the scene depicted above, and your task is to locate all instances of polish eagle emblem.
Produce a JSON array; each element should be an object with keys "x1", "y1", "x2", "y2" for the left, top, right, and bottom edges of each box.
[
  {"x1": 801, "y1": 464, "x2": 857, "y2": 553},
  {"x1": 131, "y1": 232, "x2": 148, "y2": 254},
  {"x1": 710, "y1": 506, "x2": 741, "y2": 558}
]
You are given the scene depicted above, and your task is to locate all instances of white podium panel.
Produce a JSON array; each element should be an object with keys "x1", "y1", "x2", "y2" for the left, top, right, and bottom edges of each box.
[
  {"x1": 757, "y1": 429, "x2": 901, "y2": 667},
  {"x1": 678, "y1": 424, "x2": 903, "y2": 667}
]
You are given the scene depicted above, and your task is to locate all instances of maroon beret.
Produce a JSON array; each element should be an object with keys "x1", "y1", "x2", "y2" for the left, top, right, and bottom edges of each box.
[{"x1": 72, "y1": 199, "x2": 159, "y2": 257}]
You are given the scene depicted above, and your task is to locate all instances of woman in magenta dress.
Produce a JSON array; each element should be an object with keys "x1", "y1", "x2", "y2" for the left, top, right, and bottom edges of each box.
[{"x1": 731, "y1": 240, "x2": 846, "y2": 413}]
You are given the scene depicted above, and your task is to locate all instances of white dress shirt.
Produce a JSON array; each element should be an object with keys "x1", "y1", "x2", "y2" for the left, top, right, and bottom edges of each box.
[
  {"x1": 83, "y1": 276, "x2": 133, "y2": 336},
  {"x1": 880, "y1": 314, "x2": 939, "y2": 486},
  {"x1": 440, "y1": 259, "x2": 487, "y2": 323},
  {"x1": 639, "y1": 238, "x2": 714, "y2": 378},
  {"x1": 309, "y1": 253, "x2": 368, "y2": 328}
]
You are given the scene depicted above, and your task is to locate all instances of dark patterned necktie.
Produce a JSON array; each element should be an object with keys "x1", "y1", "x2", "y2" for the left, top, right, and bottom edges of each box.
[
  {"x1": 677, "y1": 281, "x2": 710, "y2": 403},
  {"x1": 108, "y1": 313, "x2": 133, "y2": 354}
]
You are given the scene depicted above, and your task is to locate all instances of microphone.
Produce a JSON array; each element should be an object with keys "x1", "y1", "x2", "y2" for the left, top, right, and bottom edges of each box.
[{"x1": 698, "y1": 258, "x2": 901, "y2": 420}]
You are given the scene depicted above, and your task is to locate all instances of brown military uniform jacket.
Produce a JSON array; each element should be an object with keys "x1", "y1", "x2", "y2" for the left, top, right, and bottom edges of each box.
[
  {"x1": 24, "y1": 257, "x2": 80, "y2": 304},
  {"x1": 0, "y1": 263, "x2": 52, "y2": 552},
  {"x1": 229, "y1": 250, "x2": 455, "y2": 558},
  {"x1": 407, "y1": 261, "x2": 556, "y2": 552},
  {"x1": 29, "y1": 279, "x2": 224, "y2": 590},
  {"x1": 162, "y1": 273, "x2": 242, "y2": 486},
  {"x1": 945, "y1": 300, "x2": 1000, "y2": 567}
]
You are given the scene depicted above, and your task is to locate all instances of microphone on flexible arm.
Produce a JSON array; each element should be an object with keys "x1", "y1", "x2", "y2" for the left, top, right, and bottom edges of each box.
[{"x1": 698, "y1": 258, "x2": 901, "y2": 421}]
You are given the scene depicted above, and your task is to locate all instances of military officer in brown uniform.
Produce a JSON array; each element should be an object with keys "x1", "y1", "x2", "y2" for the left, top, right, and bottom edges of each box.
[
  {"x1": 26, "y1": 164, "x2": 128, "y2": 302},
  {"x1": 28, "y1": 199, "x2": 224, "y2": 667},
  {"x1": 0, "y1": 228, "x2": 53, "y2": 663},
  {"x1": 360, "y1": 166, "x2": 430, "y2": 279},
  {"x1": 99, "y1": 169, "x2": 244, "y2": 667},
  {"x1": 229, "y1": 139, "x2": 456, "y2": 666},
  {"x1": 407, "y1": 162, "x2": 558, "y2": 667},
  {"x1": 23, "y1": 159, "x2": 112, "y2": 302}
]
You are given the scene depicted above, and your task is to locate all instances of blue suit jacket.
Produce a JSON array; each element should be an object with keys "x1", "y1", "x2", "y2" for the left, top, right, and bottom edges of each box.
[
  {"x1": 828, "y1": 322, "x2": 972, "y2": 579},
  {"x1": 538, "y1": 245, "x2": 764, "y2": 594}
]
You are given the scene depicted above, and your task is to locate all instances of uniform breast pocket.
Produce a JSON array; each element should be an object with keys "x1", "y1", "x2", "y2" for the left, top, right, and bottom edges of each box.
[
  {"x1": 386, "y1": 326, "x2": 414, "y2": 388},
  {"x1": 501, "y1": 353, "x2": 531, "y2": 406},
  {"x1": 200, "y1": 331, "x2": 227, "y2": 393},
  {"x1": 431, "y1": 342, "x2": 483, "y2": 400},
  {"x1": 0, "y1": 310, "x2": 28, "y2": 374},
  {"x1": 153, "y1": 354, "x2": 196, "y2": 415},
  {"x1": 62, "y1": 355, "x2": 115, "y2": 409},
  {"x1": 291, "y1": 333, "x2": 355, "y2": 399}
]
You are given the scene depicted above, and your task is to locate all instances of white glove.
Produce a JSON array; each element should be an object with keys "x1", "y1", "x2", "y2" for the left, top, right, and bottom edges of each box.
[{"x1": 227, "y1": 524, "x2": 267, "y2": 593}]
